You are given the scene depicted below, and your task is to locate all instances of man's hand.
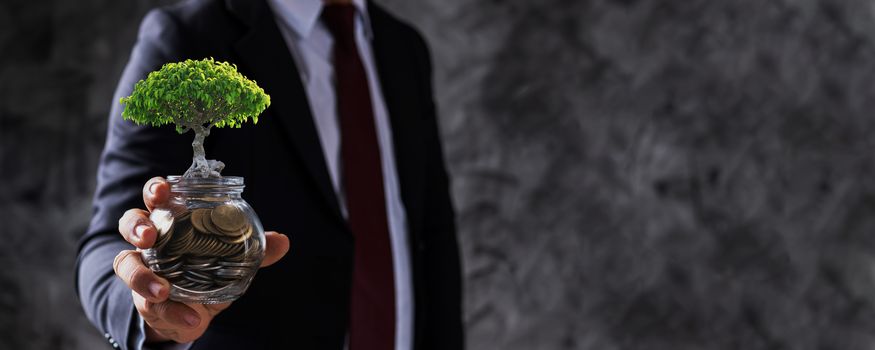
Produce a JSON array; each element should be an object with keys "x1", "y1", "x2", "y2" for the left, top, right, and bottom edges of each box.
[{"x1": 113, "y1": 177, "x2": 290, "y2": 343}]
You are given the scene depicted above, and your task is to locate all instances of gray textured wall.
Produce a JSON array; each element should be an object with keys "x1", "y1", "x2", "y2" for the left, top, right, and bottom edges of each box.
[
  {"x1": 4, "y1": 0, "x2": 875, "y2": 349},
  {"x1": 1, "y1": 0, "x2": 177, "y2": 349}
]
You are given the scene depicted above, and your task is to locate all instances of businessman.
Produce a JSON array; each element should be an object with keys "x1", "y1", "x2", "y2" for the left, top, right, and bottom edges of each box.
[{"x1": 75, "y1": 0, "x2": 463, "y2": 349}]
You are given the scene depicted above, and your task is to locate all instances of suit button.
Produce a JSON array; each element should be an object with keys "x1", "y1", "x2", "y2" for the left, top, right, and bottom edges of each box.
[{"x1": 104, "y1": 333, "x2": 111, "y2": 339}]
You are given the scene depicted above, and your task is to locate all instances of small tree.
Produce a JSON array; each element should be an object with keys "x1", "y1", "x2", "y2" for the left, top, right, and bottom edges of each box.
[{"x1": 120, "y1": 58, "x2": 270, "y2": 178}]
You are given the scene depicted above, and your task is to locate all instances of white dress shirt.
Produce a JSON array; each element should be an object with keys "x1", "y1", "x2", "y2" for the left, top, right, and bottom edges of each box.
[{"x1": 138, "y1": 1, "x2": 414, "y2": 349}]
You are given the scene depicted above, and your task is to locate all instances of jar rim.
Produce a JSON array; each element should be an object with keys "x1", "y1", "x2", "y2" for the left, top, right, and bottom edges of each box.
[
  {"x1": 166, "y1": 175, "x2": 245, "y2": 194},
  {"x1": 167, "y1": 175, "x2": 243, "y2": 186}
]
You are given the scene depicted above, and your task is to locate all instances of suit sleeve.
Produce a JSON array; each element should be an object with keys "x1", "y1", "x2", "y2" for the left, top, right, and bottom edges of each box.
[
  {"x1": 414, "y1": 33, "x2": 466, "y2": 350},
  {"x1": 75, "y1": 9, "x2": 190, "y2": 350}
]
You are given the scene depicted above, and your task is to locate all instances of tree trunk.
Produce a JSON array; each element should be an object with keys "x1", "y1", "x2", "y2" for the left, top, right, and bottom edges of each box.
[
  {"x1": 184, "y1": 124, "x2": 223, "y2": 178},
  {"x1": 192, "y1": 124, "x2": 208, "y2": 165}
]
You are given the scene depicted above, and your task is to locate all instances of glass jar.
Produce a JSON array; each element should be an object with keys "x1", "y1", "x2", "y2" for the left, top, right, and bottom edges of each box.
[{"x1": 140, "y1": 176, "x2": 265, "y2": 304}]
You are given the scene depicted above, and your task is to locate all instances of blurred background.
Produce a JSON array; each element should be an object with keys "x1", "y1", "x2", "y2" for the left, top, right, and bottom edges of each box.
[{"x1": 4, "y1": 0, "x2": 875, "y2": 349}]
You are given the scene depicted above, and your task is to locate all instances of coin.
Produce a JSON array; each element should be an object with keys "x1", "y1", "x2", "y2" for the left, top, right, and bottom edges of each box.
[
  {"x1": 200, "y1": 211, "x2": 220, "y2": 236},
  {"x1": 162, "y1": 218, "x2": 191, "y2": 250},
  {"x1": 215, "y1": 268, "x2": 249, "y2": 277},
  {"x1": 161, "y1": 270, "x2": 185, "y2": 279},
  {"x1": 190, "y1": 209, "x2": 211, "y2": 233},
  {"x1": 211, "y1": 204, "x2": 246, "y2": 234},
  {"x1": 209, "y1": 241, "x2": 233, "y2": 256},
  {"x1": 145, "y1": 254, "x2": 180, "y2": 265},
  {"x1": 175, "y1": 280, "x2": 199, "y2": 289},
  {"x1": 153, "y1": 260, "x2": 183, "y2": 272},
  {"x1": 185, "y1": 270, "x2": 215, "y2": 282},
  {"x1": 197, "y1": 264, "x2": 223, "y2": 271},
  {"x1": 184, "y1": 277, "x2": 215, "y2": 286},
  {"x1": 183, "y1": 262, "x2": 215, "y2": 269},
  {"x1": 222, "y1": 242, "x2": 245, "y2": 256},
  {"x1": 147, "y1": 205, "x2": 261, "y2": 293},
  {"x1": 184, "y1": 234, "x2": 212, "y2": 256},
  {"x1": 224, "y1": 225, "x2": 252, "y2": 245},
  {"x1": 217, "y1": 232, "x2": 244, "y2": 245},
  {"x1": 218, "y1": 260, "x2": 259, "y2": 267},
  {"x1": 165, "y1": 226, "x2": 195, "y2": 256},
  {"x1": 174, "y1": 210, "x2": 191, "y2": 222},
  {"x1": 164, "y1": 223, "x2": 194, "y2": 255},
  {"x1": 150, "y1": 210, "x2": 175, "y2": 248},
  {"x1": 244, "y1": 236, "x2": 260, "y2": 254},
  {"x1": 187, "y1": 256, "x2": 218, "y2": 265},
  {"x1": 221, "y1": 252, "x2": 246, "y2": 262}
]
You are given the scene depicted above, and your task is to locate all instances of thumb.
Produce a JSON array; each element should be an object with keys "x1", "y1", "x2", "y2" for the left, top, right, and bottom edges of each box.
[{"x1": 259, "y1": 231, "x2": 290, "y2": 268}]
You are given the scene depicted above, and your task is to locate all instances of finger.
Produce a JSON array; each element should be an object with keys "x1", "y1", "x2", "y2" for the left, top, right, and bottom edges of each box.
[
  {"x1": 260, "y1": 231, "x2": 290, "y2": 268},
  {"x1": 114, "y1": 250, "x2": 169, "y2": 303},
  {"x1": 133, "y1": 292, "x2": 202, "y2": 330},
  {"x1": 143, "y1": 177, "x2": 170, "y2": 212},
  {"x1": 118, "y1": 209, "x2": 157, "y2": 248},
  {"x1": 131, "y1": 292, "x2": 176, "y2": 343}
]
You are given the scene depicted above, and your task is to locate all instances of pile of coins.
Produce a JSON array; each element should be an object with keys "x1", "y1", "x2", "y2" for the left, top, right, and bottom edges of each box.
[{"x1": 143, "y1": 204, "x2": 260, "y2": 292}]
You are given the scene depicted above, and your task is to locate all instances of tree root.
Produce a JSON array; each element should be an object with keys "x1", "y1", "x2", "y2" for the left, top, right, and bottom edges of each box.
[{"x1": 183, "y1": 159, "x2": 225, "y2": 178}]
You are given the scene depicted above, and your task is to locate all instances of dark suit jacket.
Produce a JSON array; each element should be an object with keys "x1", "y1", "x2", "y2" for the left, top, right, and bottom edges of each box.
[{"x1": 75, "y1": 0, "x2": 463, "y2": 348}]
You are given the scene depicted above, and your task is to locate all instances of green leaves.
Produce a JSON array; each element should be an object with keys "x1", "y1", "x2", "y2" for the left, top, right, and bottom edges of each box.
[{"x1": 119, "y1": 58, "x2": 271, "y2": 133}]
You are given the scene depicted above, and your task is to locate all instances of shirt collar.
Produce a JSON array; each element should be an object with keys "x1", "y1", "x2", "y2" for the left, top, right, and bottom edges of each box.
[{"x1": 268, "y1": 0, "x2": 372, "y2": 40}]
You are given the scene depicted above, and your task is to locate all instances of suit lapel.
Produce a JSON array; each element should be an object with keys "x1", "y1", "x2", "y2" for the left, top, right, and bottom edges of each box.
[
  {"x1": 369, "y1": 3, "x2": 427, "y2": 241},
  {"x1": 227, "y1": 0, "x2": 345, "y2": 224}
]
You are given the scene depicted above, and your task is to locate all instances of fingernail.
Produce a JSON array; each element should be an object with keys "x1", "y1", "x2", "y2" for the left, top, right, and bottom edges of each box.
[
  {"x1": 184, "y1": 313, "x2": 200, "y2": 327},
  {"x1": 148, "y1": 281, "x2": 163, "y2": 298},
  {"x1": 149, "y1": 182, "x2": 160, "y2": 194}
]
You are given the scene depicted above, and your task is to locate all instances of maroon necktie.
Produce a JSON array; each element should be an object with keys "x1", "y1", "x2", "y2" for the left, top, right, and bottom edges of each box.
[{"x1": 321, "y1": 4, "x2": 396, "y2": 350}]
